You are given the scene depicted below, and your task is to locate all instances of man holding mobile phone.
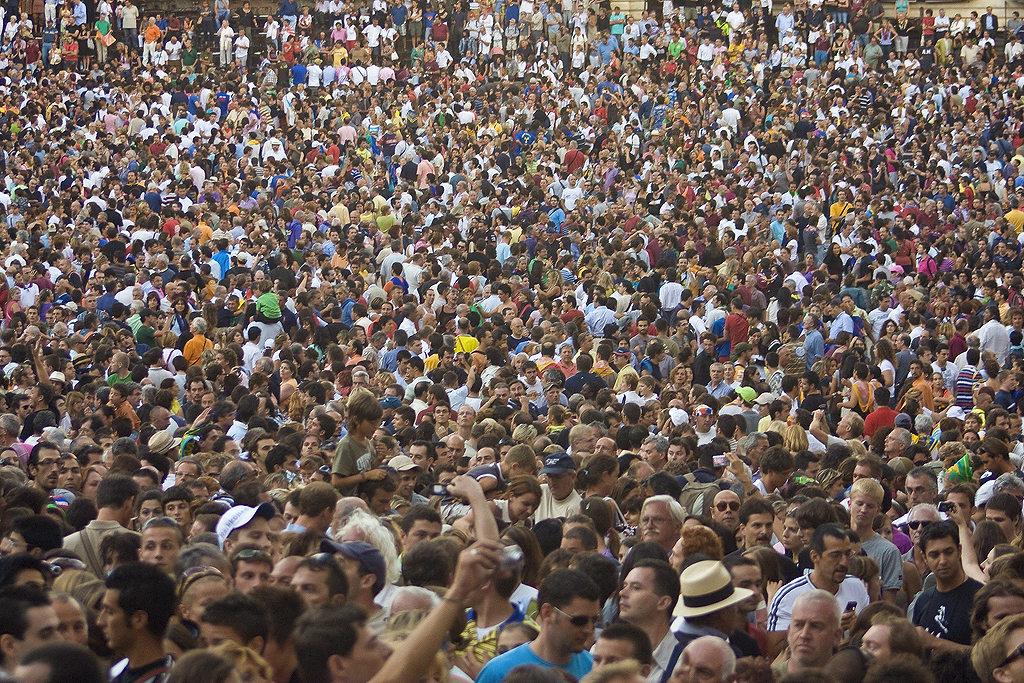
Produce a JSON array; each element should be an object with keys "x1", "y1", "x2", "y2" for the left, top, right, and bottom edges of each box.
[{"x1": 766, "y1": 523, "x2": 869, "y2": 658}]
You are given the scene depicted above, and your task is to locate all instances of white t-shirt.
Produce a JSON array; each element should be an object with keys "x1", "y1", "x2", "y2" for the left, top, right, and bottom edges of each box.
[{"x1": 767, "y1": 573, "x2": 869, "y2": 631}]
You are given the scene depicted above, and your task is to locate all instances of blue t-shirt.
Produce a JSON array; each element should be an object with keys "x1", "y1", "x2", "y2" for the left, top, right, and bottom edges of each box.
[{"x1": 476, "y1": 643, "x2": 593, "y2": 683}]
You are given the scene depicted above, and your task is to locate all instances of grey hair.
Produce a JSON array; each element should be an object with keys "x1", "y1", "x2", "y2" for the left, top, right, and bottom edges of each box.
[
  {"x1": 891, "y1": 428, "x2": 914, "y2": 448},
  {"x1": 906, "y1": 466, "x2": 938, "y2": 490},
  {"x1": 683, "y1": 636, "x2": 736, "y2": 679},
  {"x1": 643, "y1": 435, "x2": 669, "y2": 452},
  {"x1": 915, "y1": 414, "x2": 934, "y2": 434},
  {"x1": 994, "y1": 472, "x2": 1024, "y2": 495},
  {"x1": 742, "y1": 432, "x2": 768, "y2": 451},
  {"x1": 793, "y1": 589, "x2": 841, "y2": 629},
  {"x1": 192, "y1": 317, "x2": 208, "y2": 334},
  {"x1": 908, "y1": 503, "x2": 941, "y2": 521},
  {"x1": 642, "y1": 494, "x2": 685, "y2": 526},
  {"x1": 336, "y1": 508, "x2": 401, "y2": 584},
  {"x1": 0, "y1": 413, "x2": 20, "y2": 437}
]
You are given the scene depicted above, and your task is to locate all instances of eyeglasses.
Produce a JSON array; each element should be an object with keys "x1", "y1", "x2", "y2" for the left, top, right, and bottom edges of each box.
[
  {"x1": 1001, "y1": 641, "x2": 1024, "y2": 669},
  {"x1": 716, "y1": 501, "x2": 740, "y2": 512},
  {"x1": 553, "y1": 605, "x2": 599, "y2": 627},
  {"x1": 36, "y1": 458, "x2": 63, "y2": 470},
  {"x1": 906, "y1": 520, "x2": 934, "y2": 530}
]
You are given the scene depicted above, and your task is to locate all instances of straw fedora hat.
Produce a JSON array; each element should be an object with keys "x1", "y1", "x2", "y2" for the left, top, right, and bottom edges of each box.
[
  {"x1": 673, "y1": 560, "x2": 755, "y2": 618},
  {"x1": 148, "y1": 431, "x2": 182, "y2": 456}
]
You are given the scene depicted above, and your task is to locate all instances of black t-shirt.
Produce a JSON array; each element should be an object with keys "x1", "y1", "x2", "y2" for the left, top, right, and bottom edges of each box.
[{"x1": 910, "y1": 577, "x2": 983, "y2": 645}]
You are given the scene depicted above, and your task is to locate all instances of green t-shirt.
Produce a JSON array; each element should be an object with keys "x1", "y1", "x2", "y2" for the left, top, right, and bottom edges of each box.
[
  {"x1": 135, "y1": 325, "x2": 156, "y2": 347},
  {"x1": 332, "y1": 433, "x2": 373, "y2": 495},
  {"x1": 182, "y1": 47, "x2": 197, "y2": 66},
  {"x1": 96, "y1": 19, "x2": 111, "y2": 35},
  {"x1": 668, "y1": 39, "x2": 685, "y2": 58}
]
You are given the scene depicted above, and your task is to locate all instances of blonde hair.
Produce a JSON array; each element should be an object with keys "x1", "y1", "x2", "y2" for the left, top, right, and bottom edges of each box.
[
  {"x1": 581, "y1": 660, "x2": 643, "y2": 683},
  {"x1": 783, "y1": 424, "x2": 808, "y2": 454},
  {"x1": 209, "y1": 642, "x2": 274, "y2": 682},
  {"x1": 52, "y1": 571, "x2": 105, "y2": 611},
  {"x1": 851, "y1": 478, "x2": 884, "y2": 504}
]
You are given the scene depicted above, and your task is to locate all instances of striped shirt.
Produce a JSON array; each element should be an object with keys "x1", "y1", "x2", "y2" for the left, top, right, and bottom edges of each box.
[
  {"x1": 766, "y1": 572, "x2": 869, "y2": 632},
  {"x1": 955, "y1": 364, "x2": 984, "y2": 409}
]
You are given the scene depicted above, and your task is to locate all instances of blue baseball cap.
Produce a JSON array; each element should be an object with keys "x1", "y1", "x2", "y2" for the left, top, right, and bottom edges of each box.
[{"x1": 540, "y1": 452, "x2": 576, "y2": 475}]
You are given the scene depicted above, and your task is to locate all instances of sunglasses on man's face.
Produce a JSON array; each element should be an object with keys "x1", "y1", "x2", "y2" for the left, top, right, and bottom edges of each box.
[
  {"x1": 715, "y1": 501, "x2": 740, "y2": 512},
  {"x1": 906, "y1": 520, "x2": 933, "y2": 530}
]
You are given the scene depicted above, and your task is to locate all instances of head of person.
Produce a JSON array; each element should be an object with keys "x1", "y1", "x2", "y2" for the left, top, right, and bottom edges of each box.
[
  {"x1": 860, "y1": 616, "x2": 923, "y2": 661},
  {"x1": 808, "y1": 523, "x2": 852, "y2": 587},
  {"x1": 849, "y1": 478, "x2": 884, "y2": 530},
  {"x1": 0, "y1": 585, "x2": 60, "y2": 673},
  {"x1": 986, "y1": 493, "x2": 1023, "y2": 543},
  {"x1": 591, "y1": 622, "x2": 653, "y2": 677},
  {"x1": 618, "y1": 559, "x2": 679, "y2": 627},
  {"x1": 737, "y1": 498, "x2": 775, "y2": 550},
  {"x1": 668, "y1": 635, "x2": 737, "y2": 683},
  {"x1": 13, "y1": 642, "x2": 106, "y2": 683},
  {"x1": 399, "y1": 505, "x2": 442, "y2": 551},
  {"x1": 639, "y1": 495, "x2": 684, "y2": 553},
  {"x1": 537, "y1": 569, "x2": 602, "y2": 656},
  {"x1": 674, "y1": 560, "x2": 753, "y2": 635},
  {"x1": 904, "y1": 504, "x2": 942, "y2": 547},
  {"x1": 290, "y1": 554, "x2": 349, "y2": 609},
  {"x1": 215, "y1": 503, "x2": 276, "y2": 556},
  {"x1": 323, "y1": 540, "x2": 386, "y2": 605},
  {"x1": 199, "y1": 592, "x2": 269, "y2": 653},
  {"x1": 230, "y1": 546, "x2": 275, "y2": 595},
  {"x1": 138, "y1": 516, "x2": 185, "y2": 576},
  {"x1": 540, "y1": 452, "x2": 578, "y2": 501},
  {"x1": 787, "y1": 589, "x2": 842, "y2": 670},
  {"x1": 972, "y1": 613, "x2": 1024, "y2": 683},
  {"x1": 99, "y1": 562, "x2": 177, "y2": 655},
  {"x1": 711, "y1": 490, "x2": 741, "y2": 532},
  {"x1": 905, "y1": 466, "x2": 938, "y2": 508},
  {"x1": 917, "y1": 521, "x2": 963, "y2": 584},
  {"x1": 293, "y1": 604, "x2": 393, "y2": 683},
  {"x1": 971, "y1": 581, "x2": 1024, "y2": 643}
]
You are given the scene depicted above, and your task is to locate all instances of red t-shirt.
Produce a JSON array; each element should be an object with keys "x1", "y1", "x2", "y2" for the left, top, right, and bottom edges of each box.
[{"x1": 724, "y1": 312, "x2": 749, "y2": 346}]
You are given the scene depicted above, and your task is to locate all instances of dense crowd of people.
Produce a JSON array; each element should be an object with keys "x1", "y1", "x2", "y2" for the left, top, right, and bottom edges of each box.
[{"x1": 2, "y1": 0, "x2": 1024, "y2": 682}]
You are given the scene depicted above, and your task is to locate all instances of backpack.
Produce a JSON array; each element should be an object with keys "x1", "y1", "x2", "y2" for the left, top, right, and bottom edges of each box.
[{"x1": 677, "y1": 474, "x2": 729, "y2": 517}]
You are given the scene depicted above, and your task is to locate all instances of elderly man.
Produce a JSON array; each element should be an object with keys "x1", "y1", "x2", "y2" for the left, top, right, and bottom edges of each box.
[
  {"x1": 883, "y1": 427, "x2": 913, "y2": 460},
  {"x1": 640, "y1": 495, "x2": 684, "y2": 556},
  {"x1": 900, "y1": 503, "x2": 942, "y2": 580},
  {"x1": 569, "y1": 424, "x2": 599, "y2": 455},
  {"x1": 641, "y1": 436, "x2": 669, "y2": 471},
  {"x1": 666, "y1": 636, "x2": 736, "y2": 683},
  {"x1": 778, "y1": 590, "x2": 842, "y2": 676},
  {"x1": 905, "y1": 466, "x2": 938, "y2": 508}
]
